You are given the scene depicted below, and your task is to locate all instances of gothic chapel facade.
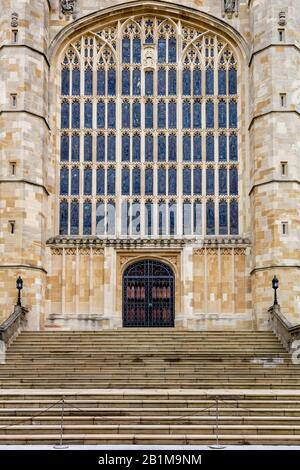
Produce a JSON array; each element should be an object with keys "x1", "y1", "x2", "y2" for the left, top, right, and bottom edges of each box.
[{"x1": 0, "y1": 0, "x2": 300, "y2": 331}]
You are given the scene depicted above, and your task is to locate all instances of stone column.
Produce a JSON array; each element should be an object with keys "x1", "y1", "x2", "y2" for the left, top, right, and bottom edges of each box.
[
  {"x1": 0, "y1": 0, "x2": 50, "y2": 327},
  {"x1": 249, "y1": 0, "x2": 300, "y2": 327}
]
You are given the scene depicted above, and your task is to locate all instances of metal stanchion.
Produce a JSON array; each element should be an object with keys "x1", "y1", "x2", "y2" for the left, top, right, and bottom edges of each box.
[
  {"x1": 209, "y1": 396, "x2": 226, "y2": 450},
  {"x1": 53, "y1": 396, "x2": 69, "y2": 450}
]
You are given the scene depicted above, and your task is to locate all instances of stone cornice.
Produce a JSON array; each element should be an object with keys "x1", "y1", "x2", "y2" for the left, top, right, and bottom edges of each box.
[
  {"x1": 0, "y1": 110, "x2": 50, "y2": 130},
  {"x1": 248, "y1": 110, "x2": 300, "y2": 131},
  {"x1": 0, "y1": 44, "x2": 50, "y2": 68},
  {"x1": 0, "y1": 179, "x2": 50, "y2": 196},
  {"x1": 0, "y1": 264, "x2": 47, "y2": 274},
  {"x1": 249, "y1": 179, "x2": 300, "y2": 196},
  {"x1": 47, "y1": 236, "x2": 251, "y2": 249},
  {"x1": 251, "y1": 265, "x2": 300, "y2": 275},
  {"x1": 249, "y1": 43, "x2": 300, "y2": 67}
]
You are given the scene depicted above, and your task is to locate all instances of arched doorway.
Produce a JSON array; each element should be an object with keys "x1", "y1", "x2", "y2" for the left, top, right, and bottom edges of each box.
[{"x1": 123, "y1": 259, "x2": 175, "y2": 327}]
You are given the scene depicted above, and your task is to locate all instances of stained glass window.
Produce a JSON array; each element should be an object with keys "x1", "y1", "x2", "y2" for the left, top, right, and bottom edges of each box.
[{"x1": 59, "y1": 19, "x2": 239, "y2": 237}]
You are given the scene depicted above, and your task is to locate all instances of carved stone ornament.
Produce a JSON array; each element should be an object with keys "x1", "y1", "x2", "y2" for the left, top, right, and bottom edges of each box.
[
  {"x1": 222, "y1": 0, "x2": 239, "y2": 18},
  {"x1": 278, "y1": 11, "x2": 287, "y2": 27},
  {"x1": 11, "y1": 12, "x2": 19, "y2": 28},
  {"x1": 60, "y1": 0, "x2": 77, "y2": 19},
  {"x1": 143, "y1": 45, "x2": 155, "y2": 69}
]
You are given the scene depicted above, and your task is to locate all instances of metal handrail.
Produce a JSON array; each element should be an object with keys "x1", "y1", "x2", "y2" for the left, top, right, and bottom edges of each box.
[{"x1": 0, "y1": 305, "x2": 28, "y2": 360}]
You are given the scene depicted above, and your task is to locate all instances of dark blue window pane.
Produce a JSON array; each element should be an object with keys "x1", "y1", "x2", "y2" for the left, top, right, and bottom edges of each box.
[
  {"x1": 206, "y1": 134, "x2": 214, "y2": 161},
  {"x1": 194, "y1": 167, "x2": 202, "y2": 195},
  {"x1": 229, "y1": 101, "x2": 238, "y2": 128},
  {"x1": 168, "y1": 168, "x2": 177, "y2": 195},
  {"x1": 122, "y1": 101, "x2": 130, "y2": 128},
  {"x1": 71, "y1": 134, "x2": 80, "y2": 161},
  {"x1": 145, "y1": 134, "x2": 153, "y2": 161},
  {"x1": 218, "y1": 100, "x2": 227, "y2": 128},
  {"x1": 61, "y1": 68, "x2": 70, "y2": 96},
  {"x1": 229, "y1": 68, "x2": 237, "y2": 95},
  {"x1": 229, "y1": 134, "x2": 238, "y2": 161},
  {"x1": 183, "y1": 167, "x2": 191, "y2": 195},
  {"x1": 158, "y1": 202, "x2": 166, "y2": 235},
  {"x1": 132, "y1": 167, "x2": 141, "y2": 195},
  {"x1": 219, "y1": 134, "x2": 227, "y2": 161},
  {"x1": 122, "y1": 38, "x2": 130, "y2": 63},
  {"x1": 193, "y1": 69, "x2": 201, "y2": 96},
  {"x1": 122, "y1": 134, "x2": 130, "y2": 161},
  {"x1": 206, "y1": 101, "x2": 214, "y2": 128},
  {"x1": 132, "y1": 134, "x2": 141, "y2": 162},
  {"x1": 206, "y1": 168, "x2": 215, "y2": 195},
  {"x1": 219, "y1": 201, "x2": 228, "y2": 235},
  {"x1": 218, "y1": 69, "x2": 226, "y2": 95},
  {"x1": 145, "y1": 168, "x2": 153, "y2": 195},
  {"x1": 193, "y1": 101, "x2": 201, "y2": 129},
  {"x1": 84, "y1": 134, "x2": 92, "y2": 161},
  {"x1": 97, "y1": 68, "x2": 105, "y2": 95},
  {"x1": 133, "y1": 69, "x2": 141, "y2": 95},
  {"x1": 84, "y1": 101, "x2": 93, "y2": 128},
  {"x1": 96, "y1": 168, "x2": 105, "y2": 195},
  {"x1": 133, "y1": 101, "x2": 141, "y2": 128},
  {"x1": 108, "y1": 101, "x2": 116, "y2": 128},
  {"x1": 183, "y1": 101, "x2": 191, "y2": 128},
  {"x1": 83, "y1": 202, "x2": 92, "y2": 235},
  {"x1": 206, "y1": 67, "x2": 214, "y2": 95},
  {"x1": 71, "y1": 168, "x2": 79, "y2": 195},
  {"x1": 70, "y1": 201, "x2": 79, "y2": 235},
  {"x1": 230, "y1": 200, "x2": 239, "y2": 235},
  {"x1": 158, "y1": 38, "x2": 166, "y2": 63},
  {"x1": 158, "y1": 134, "x2": 166, "y2": 161},
  {"x1": 107, "y1": 167, "x2": 115, "y2": 195},
  {"x1": 72, "y1": 101, "x2": 80, "y2": 129},
  {"x1": 158, "y1": 168, "x2": 166, "y2": 195},
  {"x1": 183, "y1": 68, "x2": 191, "y2": 96},
  {"x1": 206, "y1": 200, "x2": 215, "y2": 235},
  {"x1": 61, "y1": 135, "x2": 69, "y2": 161},
  {"x1": 145, "y1": 71, "x2": 153, "y2": 96},
  {"x1": 133, "y1": 38, "x2": 141, "y2": 63},
  {"x1": 169, "y1": 204, "x2": 176, "y2": 235},
  {"x1": 219, "y1": 168, "x2": 227, "y2": 195},
  {"x1": 107, "y1": 134, "x2": 116, "y2": 161},
  {"x1": 145, "y1": 202, "x2": 152, "y2": 235},
  {"x1": 145, "y1": 101, "x2": 153, "y2": 128},
  {"x1": 85, "y1": 68, "x2": 93, "y2": 96},
  {"x1": 168, "y1": 101, "x2": 176, "y2": 128},
  {"x1": 97, "y1": 101, "x2": 105, "y2": 128},
  {"x1": 72, "y1": 68, "x2": 80, "y2": 95},
  {"x1": 59, "y1": 201, "x2": 68, "y2": 235},
  {"x1": 108, "y1": 68, "x2": 116, "y2": 96},
  {"x1": 122, "y1": 68, "x2": 130, "y2": 95},
  {"x1": 84, "y1": 168, "x2": 92, "y2": 195},
  {"x1": 230, "y1": 167, "x2": 238, "y2": 195},
  {"x1": 61, "y1": 101, "x2": 69, "y2": 128},
  {"x1": 60, "y1": 168, "x2": 69, "y2": 195},
  {"x1": 97, "y1": 134, "x2": 105, "y2": 161},
  {"x1": 168, "y1": 134, "x2": 177, "y2": 162},
  {"x1": 168, "y1": 37, "x2": 176, "y2": 63},
  {"x1": 168, "y1": 68, "x2": 176, "y2": 95},
  {"x1": 158, "y1": 101, "x2": 166, "y2": 128},
  {"x1": 193, "y1": 134, "x2": 202, "y2": 161},
  {"x1": 183, "y1": 134, "x2": 191, "y2": 162},
  {"x1": 158, "y1": 68, "x2": 166, "y2": 96},
  {"x1": 122, "y1": 168, "x2": 130, "y2": 195}
]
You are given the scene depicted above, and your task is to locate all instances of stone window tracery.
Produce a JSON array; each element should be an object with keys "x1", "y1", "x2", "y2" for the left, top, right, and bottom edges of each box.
[{"x1": 59, "y1": 16, "x2": 239, "y2": 237}]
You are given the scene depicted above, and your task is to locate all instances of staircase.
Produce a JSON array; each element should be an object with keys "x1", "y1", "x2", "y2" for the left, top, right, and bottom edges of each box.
[{"x1": 0, "y1": 329, "x2": 300, "y2": 445}]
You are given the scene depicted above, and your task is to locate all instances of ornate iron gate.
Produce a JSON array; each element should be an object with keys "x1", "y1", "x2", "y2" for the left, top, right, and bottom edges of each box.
[{"x1": 123, "y1": 260, "x2": 175, "y2": 327}]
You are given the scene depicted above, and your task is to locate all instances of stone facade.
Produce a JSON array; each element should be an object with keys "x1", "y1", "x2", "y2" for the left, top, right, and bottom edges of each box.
[{"x1": 0, "y1": 0, "x2": 299, "y2": 330}]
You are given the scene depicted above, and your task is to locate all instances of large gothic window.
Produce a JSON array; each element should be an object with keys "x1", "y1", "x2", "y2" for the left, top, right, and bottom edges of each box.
[{"x1": 59, "y1": 16, "x2": 239, "y2": 237}]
